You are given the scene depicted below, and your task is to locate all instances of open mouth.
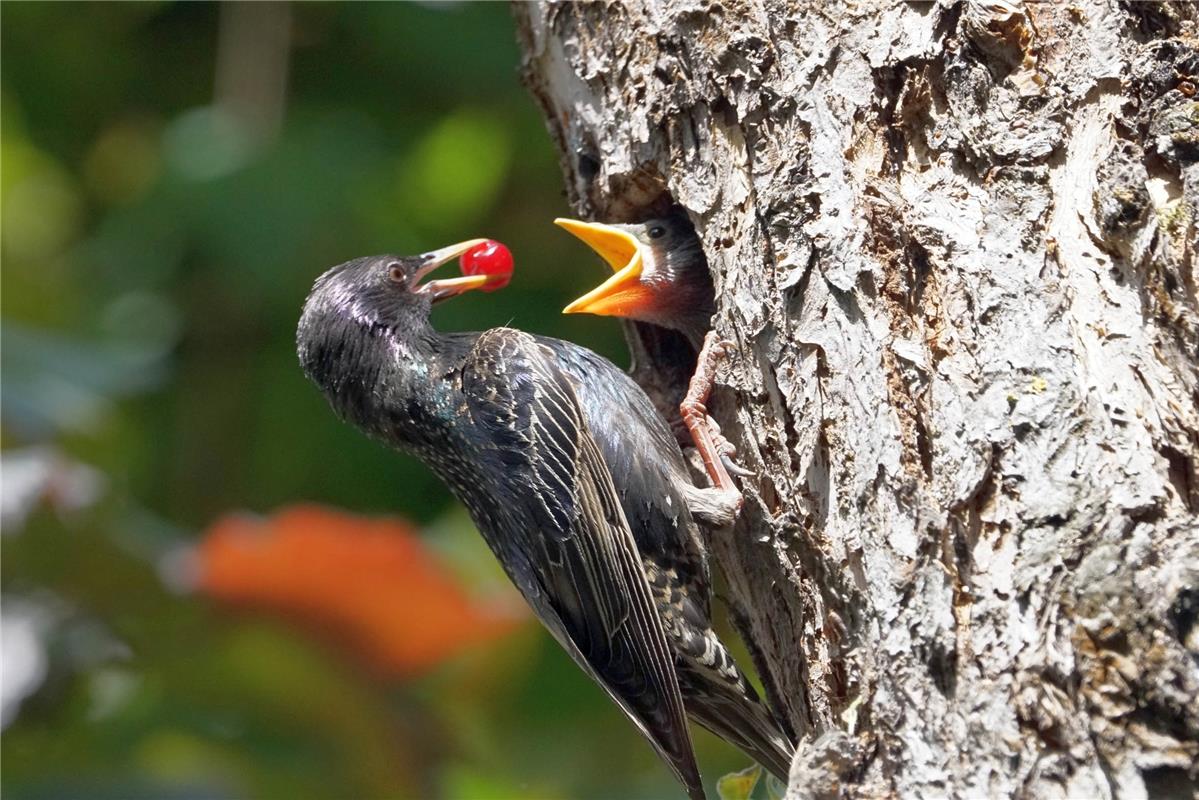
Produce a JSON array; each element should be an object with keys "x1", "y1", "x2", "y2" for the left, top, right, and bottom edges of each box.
[
  {"x1": 554, "y1": 219, "x2": 649, "y2": 317},
  {"x1": 410, "y1": 239, "x2": 492, "y2": 302}
]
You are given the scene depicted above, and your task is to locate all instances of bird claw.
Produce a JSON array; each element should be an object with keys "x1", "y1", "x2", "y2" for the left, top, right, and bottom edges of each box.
[
  {"x1": 707, "y1": 416, "x2": 754, "y2": 480},
  {"x1": 721, "y1": 453, "x2": 755, "y2": 479}
]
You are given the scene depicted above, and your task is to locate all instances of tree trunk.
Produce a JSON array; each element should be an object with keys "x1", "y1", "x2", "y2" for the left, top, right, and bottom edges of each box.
[{"x1": 513, "y1": 2, "x2": 1199, "y2": 798}]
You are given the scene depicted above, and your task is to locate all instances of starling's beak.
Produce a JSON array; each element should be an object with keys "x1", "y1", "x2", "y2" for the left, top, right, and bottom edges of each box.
[
  {"x1": 411, "y1": 239, "x2": 492, "y2": 302},
  {"x1": 555, "y1": 218, "x2": 653, "y2": 317}
]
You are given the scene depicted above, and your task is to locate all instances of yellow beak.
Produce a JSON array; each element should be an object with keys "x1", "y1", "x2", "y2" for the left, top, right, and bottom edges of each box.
[
  {"x1": 411, "y1": 239, "x2": 494, "y2": 301},
  {"x1": 555, "y1": 218, "x2": 652, "y2": 318}
]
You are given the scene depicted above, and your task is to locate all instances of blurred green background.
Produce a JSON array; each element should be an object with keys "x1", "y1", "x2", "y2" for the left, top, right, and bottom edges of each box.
[{"x1": 1, "y1": 3, "x2": 748, "y2": 799}]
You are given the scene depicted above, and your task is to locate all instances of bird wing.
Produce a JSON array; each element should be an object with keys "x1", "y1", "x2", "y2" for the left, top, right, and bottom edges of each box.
[
  {"x1": 462, "y1": 327, "x2": 704, "y2": 800},
  {"x1": 539, "y1": 337, "x2": 713, "y2": 610}
]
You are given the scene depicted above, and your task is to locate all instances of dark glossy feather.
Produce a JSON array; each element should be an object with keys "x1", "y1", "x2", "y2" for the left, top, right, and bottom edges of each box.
[
  {"x1": 543, "y1": 341, "x2": 712, "y2": 599},
  {"x1": 461, "y1": 329, "x2": 704, "y2": 799},
  {"x1": 540, "y1": 337, "x2": 795, "y2": 782}
]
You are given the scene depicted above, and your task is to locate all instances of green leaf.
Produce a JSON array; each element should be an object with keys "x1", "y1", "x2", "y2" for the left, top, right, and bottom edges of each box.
[{"x1": 717, "y1": 763, "x2": 762, "y2": 800}]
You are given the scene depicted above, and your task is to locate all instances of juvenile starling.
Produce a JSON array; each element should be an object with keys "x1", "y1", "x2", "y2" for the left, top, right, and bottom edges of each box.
[
  {"x1": 557, "y1": 211, "x2": 713, "y2": 345},
  {"x1": 297, "y1": 243, "x2": 793, "y2": 794},
  {"x1": 556, "y1": 213, "x2": 749, "y2": 504}
]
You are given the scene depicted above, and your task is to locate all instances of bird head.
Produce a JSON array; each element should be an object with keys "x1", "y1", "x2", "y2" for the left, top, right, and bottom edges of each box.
[
  {"x1": 297, "y1": 240, "x2": 491, "y2": 424},
  {"x1": 555, "y1": 213, "x2": 713, "y2": 340},
  {"x1": 299, "y1": 239, "x2": 492, "y2": 339}
]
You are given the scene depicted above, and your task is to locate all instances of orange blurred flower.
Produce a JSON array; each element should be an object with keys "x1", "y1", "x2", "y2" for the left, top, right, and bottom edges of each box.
[{"x1": 196, "y1": 505, "x2": 525, "y2": 677}]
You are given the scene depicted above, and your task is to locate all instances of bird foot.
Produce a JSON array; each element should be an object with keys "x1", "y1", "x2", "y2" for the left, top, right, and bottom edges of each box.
[
  {"x1": 681, "y1": 332, "x2": 746, "y2": 500},
  {"x1": 681, "y1": 483, "x2": 742, "y2": 529}
]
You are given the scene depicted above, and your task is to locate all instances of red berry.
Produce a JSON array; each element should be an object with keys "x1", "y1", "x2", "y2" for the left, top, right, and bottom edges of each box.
[{"x1": 460, "y1": 240, "x2": 513, "y2": 292}]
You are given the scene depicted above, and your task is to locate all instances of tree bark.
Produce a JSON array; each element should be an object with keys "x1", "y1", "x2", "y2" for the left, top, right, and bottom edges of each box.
[{"x1": 514, "y1": 2, "x2": 1199, "y2": 798}]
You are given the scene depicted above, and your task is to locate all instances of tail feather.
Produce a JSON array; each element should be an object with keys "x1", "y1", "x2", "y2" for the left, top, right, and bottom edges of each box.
[
  {"x1": 688, "y1": 683, "x2": 794, "y2": 782},
  {"x1": 646, "y1": 562, "x2": 795, "y2": 784}
]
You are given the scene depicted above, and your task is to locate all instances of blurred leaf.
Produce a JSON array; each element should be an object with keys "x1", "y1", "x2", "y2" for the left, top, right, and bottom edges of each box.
[
  {"x1": 2, "y1": 507, "x2": 424, "y2": 800},
  {"x1": 399, "y1": 108, "x2": 513, "y2": 231},
  {"x1": 195, "y1": 505, "x2": 526, "y2": 676},
  {"x1": 82, "y1": 117, "x2": 163, "y2": 207},
  {"x1": 0, "y1": 599, "x2": 52, "y2": 730},
  {"x1": 162, "y1": 107, "x2": 254, "y2": 182},
  {"x1": 439, "y1": 761, "x2": 559, "y2": 800},
  {"x1": 0, "y1": 447, "x2": 104, "y2": 531},
  {"x1": 717, "y1": 764, "x2": 762, "y2": 800},
  {"x1": 1, "y1": 323, "x2": 170, "y2": 439},
  {"x1": 0, "y1": 138, "x2": 83, "y2": 262}
]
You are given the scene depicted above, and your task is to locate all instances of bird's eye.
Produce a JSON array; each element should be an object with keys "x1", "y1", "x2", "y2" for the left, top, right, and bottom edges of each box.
[
  {"x1": 387, "y1": 263, "x2": 405, "y2": 283},
  {"x1": 648, "y1": 225, "x2": 666, "y2": 239}
]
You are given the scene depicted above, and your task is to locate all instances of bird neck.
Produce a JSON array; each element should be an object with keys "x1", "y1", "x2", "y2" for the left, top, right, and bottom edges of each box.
[
  {"x1": 640, "y1": 296, "x2": 712, "y2": 348},
  {"x1": 677, "y1": 314, "x2": 714, "y2": 350},
  {"x1": 643, "y1": 258, "x2": 714, "y2": 346},
  {"x1": 366, "y1": 322, "x2": 481, "y2": 449},
  {"x1": 304, "y1": 308, "x2": 432, "y2": 436}
]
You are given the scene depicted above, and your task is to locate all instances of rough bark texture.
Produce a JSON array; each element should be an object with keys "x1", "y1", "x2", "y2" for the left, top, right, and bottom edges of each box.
[{"x1": 514, "y1": 2, "x2": 1199, "y2": 798}]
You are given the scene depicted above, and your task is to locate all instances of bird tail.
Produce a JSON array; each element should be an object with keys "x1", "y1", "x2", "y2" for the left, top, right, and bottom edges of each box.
[{"x1": 686, "y1": 673, "x2": 795, "y2": 783}]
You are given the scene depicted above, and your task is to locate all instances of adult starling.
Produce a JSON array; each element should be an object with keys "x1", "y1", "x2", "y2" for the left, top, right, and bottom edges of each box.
[
  {"x1": 556, "y1": 212, "x2": 749, "y2": 503},
  {"x1": 297, "y1": 243, "x2": 793, "y2": 794}
]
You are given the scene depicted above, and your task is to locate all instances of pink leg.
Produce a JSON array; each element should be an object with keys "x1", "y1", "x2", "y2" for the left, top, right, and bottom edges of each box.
[{"x1": 680, "y1": 332, "x2": 744, "y2": 499}]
